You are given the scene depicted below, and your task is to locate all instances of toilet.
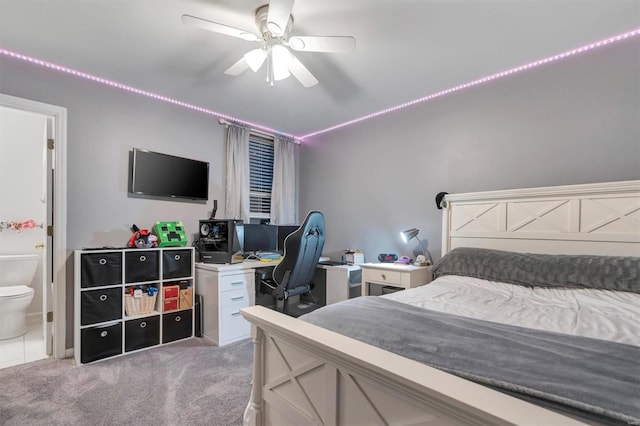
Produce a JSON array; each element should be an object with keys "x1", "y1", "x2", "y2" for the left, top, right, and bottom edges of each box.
[{"x1": 0, "y1": 254, "x2": 38, "y2": 340}]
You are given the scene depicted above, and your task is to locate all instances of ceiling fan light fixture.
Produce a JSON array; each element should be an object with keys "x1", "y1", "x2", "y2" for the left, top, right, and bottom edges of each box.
[
  {"x1": 267, "y1": 21, "x2": 283, "y2": 36},
  {"x1": 272, "y1": 44, "x2": 293, "y2": 80},
  {"x1": 181, "y1": 1, "x2": 357, "y2": 88},
  {"x1": 288, "y1": 37, "x2": 305, "y2": 50},
  {"x1": 244, "y1": 48, "x2": 267, "y2": 72}
]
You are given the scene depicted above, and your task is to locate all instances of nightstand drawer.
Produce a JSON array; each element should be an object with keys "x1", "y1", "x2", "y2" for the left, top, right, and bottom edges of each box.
[
  {"x1": 361, "y1": 263, "x2": 432, "y2": 297},
  {"x1": 365, "y1": 269, "x2": 402, "y2": 284},
  {"x1": 220, "y1": 288, "x2": 249, "y2": 307},
  {"x1": 219, "y1": 273, "x2": 251, "y2": 292}
]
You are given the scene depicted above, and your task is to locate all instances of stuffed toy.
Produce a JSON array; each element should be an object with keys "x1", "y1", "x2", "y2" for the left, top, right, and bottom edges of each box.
[{"x1": 128, "y1": 224, "x2": 158, "y2": 248}]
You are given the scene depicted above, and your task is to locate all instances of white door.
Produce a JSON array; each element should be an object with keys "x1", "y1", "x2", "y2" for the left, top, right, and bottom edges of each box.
[
  {"x1": 44, "y1": 117, "x2": 54, "y2": 354},
  {"x1": 0, "y1": 105, "x2": 52, "y2": 355},
  {"x1": 0, "y1": 93, "x2": 66, "y2": 359}
]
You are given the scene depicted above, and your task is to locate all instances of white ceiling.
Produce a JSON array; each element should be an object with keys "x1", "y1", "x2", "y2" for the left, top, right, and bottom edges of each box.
[{"x1": 1, "y1": 0, "x2": 638, "y2": 137}]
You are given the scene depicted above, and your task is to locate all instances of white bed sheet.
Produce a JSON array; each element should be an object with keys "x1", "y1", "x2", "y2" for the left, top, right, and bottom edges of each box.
[{"x1": 383, "y1": 275, "x2": 640, "y2": 347}]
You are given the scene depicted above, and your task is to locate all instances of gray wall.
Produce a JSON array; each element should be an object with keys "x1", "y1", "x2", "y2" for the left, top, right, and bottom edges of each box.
[
  {"x1": 1, "y1": 37, "x2": 638, "y2": 350},
  {"x1": 1, "y1": 57, "x2": 227, "y2": 348},
  {"x1": 0, "y1": 58, "x2": 227, "y2": 247},
  {"x1": 299, "y1": 39, "x2": 640, "y2": 263}
]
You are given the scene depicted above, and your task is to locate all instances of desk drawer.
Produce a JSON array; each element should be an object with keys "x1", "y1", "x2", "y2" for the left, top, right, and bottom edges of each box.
[
  {"x1": 219, "y1": 273, "x2": 251, "y2": 292},
  {"x1": 221, "y1": 304, "x2": 250, "y2": 341},
  {"x1": 365, "y1": 268, "x2": 402, "y2": 284},
  {"x1": 220, "y1": 288, "x2": 249, "y2": 307}
]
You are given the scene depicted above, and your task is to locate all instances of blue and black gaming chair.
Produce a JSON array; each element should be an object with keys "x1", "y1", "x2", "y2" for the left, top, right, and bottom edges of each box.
[{"x1": 259, "y1": 211, "x2": 325, "y2": 316}]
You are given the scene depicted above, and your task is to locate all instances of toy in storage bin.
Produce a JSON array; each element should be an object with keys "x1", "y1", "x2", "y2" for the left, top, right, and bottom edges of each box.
[{"x1": 124, "y1": 286, "x2": 158, "y2": 316}]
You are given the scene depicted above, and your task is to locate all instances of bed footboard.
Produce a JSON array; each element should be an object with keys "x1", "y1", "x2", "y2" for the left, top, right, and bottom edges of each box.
[{"x1": 241, "y1": 305, "x2": 583, "y2": 426}]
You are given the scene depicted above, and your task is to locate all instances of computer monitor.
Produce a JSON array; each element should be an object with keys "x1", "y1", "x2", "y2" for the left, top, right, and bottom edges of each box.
[
  {"x1": 241, "y1": 224, "x2": 278, "y2": 253},
  {"x1": 277, "y1": 225, "x2": 299, "y2": 253}
]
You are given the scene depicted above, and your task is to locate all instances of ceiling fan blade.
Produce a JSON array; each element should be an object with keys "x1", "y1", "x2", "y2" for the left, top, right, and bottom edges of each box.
[
  {"x1": 288, "y1": 36, "x2": 356, "y2": 53},
  {"x1": 266, "y1": 0, "x2": 295, "y2": 36},
  {"x1": 243, "y1": 48, "x2": 267, "y2": 72},
  {"x1": 224, "y1": 57, "x2": 250, "y2": 76},
  {"x1": 289, "y1": 55, "x2": 318, "y2": 88},
  {"x1": 182, "y1": 14, "x2": 259, "y2": 41}
]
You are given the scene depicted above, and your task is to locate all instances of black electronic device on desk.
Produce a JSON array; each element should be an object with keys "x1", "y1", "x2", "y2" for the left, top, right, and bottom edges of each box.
[
  {"x1": 240, "y1": 224, "x2": 278, "y2": 258},
  {"x1": 378, "y1": 253, "x2": 398, "y2": 263},
  {"x1": 196, "y1": 218, "x2": 243, "y2": 264},
  {"x1": 277, "y1": 225, "x2": 299, "y2": 253}
]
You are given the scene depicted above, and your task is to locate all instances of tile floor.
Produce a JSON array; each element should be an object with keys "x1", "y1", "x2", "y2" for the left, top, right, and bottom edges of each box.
[{"x1": 0, "y1": 320, "x2": 47, "y2": 370}]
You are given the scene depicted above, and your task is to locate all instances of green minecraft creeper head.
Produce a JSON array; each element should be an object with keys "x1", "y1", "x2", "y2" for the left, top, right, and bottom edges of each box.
[{"x1": 153, "y1": 221, "x2": 188, "y2": 247}]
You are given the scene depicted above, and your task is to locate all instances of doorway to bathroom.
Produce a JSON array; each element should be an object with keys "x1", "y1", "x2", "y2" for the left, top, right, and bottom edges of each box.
[{"x1": 0, "y1": 94, "x2": 67, "y2": 368}]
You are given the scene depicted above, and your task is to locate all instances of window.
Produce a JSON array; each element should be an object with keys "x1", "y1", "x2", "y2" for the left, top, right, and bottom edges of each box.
[{"x1": 249, "y1": 133, "x2": 274, "y2": 224}]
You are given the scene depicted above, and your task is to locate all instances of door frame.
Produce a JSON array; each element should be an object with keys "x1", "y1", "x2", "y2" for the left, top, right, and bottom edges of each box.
[{"x1": 0, "y1": 93, "x2": 67, "y2": 359}]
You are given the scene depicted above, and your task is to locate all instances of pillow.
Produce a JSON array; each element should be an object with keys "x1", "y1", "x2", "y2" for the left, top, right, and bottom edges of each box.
[{"x1": 431, "y1": 247, "x2": 640, "y2": 293}]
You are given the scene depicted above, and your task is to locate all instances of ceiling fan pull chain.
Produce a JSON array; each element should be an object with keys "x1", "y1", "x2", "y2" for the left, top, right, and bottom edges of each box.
[{"x1": 267, "y1": 46, "x2": 275, "y2": 87}]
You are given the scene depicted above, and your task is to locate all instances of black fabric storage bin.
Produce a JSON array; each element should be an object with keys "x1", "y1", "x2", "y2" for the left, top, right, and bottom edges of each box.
[
  {"x1": 125, "y1": 315, "x2": 160, "y2": 352},
  {"x1": 163, "y1": 249, "x2": 192, "y2": 279},
  {"x1": 81, "y1": 252, "x2": 122, "y2": 288},
  {"x1": 81, "y1": 287, "x2": 122, "y2": 326},
  {"x1": 162, "y1": 310, "x2": 193, "y2": 343},
  {"x1": 80, "y1": 323, "x2": 122, "y2": 363},
  {"x1": 125, "y1": 251, "x2": 159, "y2": 283}
]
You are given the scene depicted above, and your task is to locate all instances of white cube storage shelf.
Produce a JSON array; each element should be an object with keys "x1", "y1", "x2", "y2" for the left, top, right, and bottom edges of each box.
[{"x1": 74, "y1": 247, "x2": 195, "y2": 364}]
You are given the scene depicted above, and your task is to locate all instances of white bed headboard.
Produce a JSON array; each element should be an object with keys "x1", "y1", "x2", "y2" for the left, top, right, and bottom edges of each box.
[{"x1": 442, "y1": 180, "x2": 640, "y2": 257}]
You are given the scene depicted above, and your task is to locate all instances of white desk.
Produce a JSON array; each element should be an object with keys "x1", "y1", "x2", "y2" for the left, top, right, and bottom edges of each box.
[
  {"x1": 317, "y1": 263, "x2": 362, "y2": 305},
  {"x1": 360, "y1": 263, "x2": 432, "y2": 296},
  {"x1": 195, "y1": 260, "x2": 360, "y2": 346}
]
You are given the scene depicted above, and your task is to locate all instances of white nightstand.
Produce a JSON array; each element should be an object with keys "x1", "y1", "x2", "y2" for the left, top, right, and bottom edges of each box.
[{"x1": 360, "y1": 263, "x2": 432, "y2": 296}]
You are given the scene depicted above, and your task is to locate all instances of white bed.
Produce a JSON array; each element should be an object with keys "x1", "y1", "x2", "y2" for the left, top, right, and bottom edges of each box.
[
  {"x1": 384, "y1": 275, "x2": 640, "y2": 347},
  {"x1": 240, "y1": 180, "x2": 640, "y2": 426}
]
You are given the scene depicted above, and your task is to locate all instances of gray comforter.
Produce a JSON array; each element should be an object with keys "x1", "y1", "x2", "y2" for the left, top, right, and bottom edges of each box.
[{"x1": 300, "y1": 296, "x2": 640, "y2": 425}]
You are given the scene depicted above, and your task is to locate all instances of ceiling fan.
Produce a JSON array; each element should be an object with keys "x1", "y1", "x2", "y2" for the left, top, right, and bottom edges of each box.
[{"x1": 182, "y1": 0, "x2": 356, "y2": 88}]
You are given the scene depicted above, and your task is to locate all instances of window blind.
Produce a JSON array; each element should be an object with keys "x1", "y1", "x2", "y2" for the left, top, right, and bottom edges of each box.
[{"x1": 249, "y1": 133, "x2": 274, "y2": 220}]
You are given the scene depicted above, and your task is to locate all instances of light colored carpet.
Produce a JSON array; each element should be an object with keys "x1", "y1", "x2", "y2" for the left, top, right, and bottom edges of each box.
[{"x1": 0, "y1": 337, "x2": 253, "y2": 426}]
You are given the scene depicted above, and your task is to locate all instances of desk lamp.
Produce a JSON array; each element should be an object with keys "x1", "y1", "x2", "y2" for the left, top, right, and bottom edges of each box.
[{"x1": 400, "y1": 228, "x2": 433, "y2": 266}]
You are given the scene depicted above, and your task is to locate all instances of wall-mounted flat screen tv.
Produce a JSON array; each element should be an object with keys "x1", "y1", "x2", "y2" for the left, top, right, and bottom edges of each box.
[{"x1": 130, "y1": 148, "x2": 209, "y2": 200}]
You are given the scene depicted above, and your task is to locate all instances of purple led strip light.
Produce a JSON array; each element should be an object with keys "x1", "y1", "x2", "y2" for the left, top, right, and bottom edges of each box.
[
  {"x1": 0, "y1": 48, "x2": 293, "y2": 139},
  {"x1": 1, "y1": 27, "x2": 639, "y2": 142},
  {"x1": 300, "y1": 27, "x2": 640, "y2": 140}
]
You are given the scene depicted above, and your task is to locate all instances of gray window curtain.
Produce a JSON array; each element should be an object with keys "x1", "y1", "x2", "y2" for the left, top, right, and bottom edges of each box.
[
  {"x1": 225, "y1": 124, "x2": 250, "y2": 223},
  {"x1": 270, "y1": 134, "x2": 297, "y2": 225}
]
